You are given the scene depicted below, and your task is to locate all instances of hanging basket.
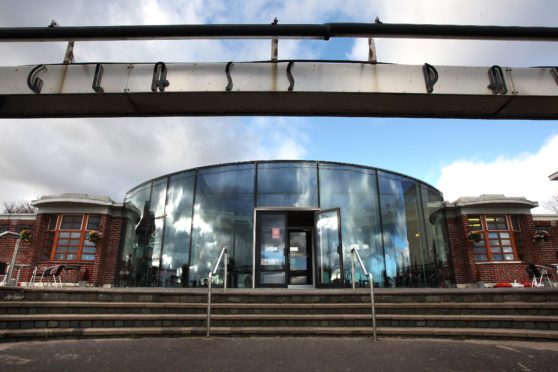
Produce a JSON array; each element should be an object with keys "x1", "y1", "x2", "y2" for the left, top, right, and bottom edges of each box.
[
  {"x1": 534, "y1": 230, "x2": 550, "y2": 242},
  {"x1": 19, "y1": 229, "x2": 33, "y2": 242},
  {"x1": 86, "y1": 230, "x2": 103, "y2": 244},
  {"x1": 467, "y1": 231, "x2": 482, "y2": 243}
]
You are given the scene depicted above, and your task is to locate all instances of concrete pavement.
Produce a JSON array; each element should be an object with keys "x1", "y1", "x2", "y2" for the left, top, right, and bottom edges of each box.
[{"x1": 1, "y1": 337, "x2": 558, "y2": 371}]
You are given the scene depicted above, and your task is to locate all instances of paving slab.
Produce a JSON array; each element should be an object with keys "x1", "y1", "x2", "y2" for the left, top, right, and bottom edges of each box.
[{"x1": 1, "y1": 337, "x2": 558, "y2": 372}]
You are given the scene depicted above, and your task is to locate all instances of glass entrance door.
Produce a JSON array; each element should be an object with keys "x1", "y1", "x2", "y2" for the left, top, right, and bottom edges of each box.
[
  {"x1": 315, "y1": 208, "x2": 343, "y2": 287},
  {"x1": 256, "y1": 213, "x2": 287, "y2": 287},
  {"x1": 288, "y1": 230, "x2": 312, "y2": 285}
]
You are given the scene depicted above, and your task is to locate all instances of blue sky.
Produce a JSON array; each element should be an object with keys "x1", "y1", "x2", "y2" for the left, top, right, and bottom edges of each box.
[{"x1": 0, "y1": 0, "x2": 557, "y2": 212}]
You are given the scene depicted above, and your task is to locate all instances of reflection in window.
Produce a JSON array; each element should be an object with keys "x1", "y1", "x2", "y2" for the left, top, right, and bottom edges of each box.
[
  {"x1": 160, "y1": 172, "x2": 195, "y2": 287},
  {"x1": 319, "y1": 164, "x2": 383, "y2": 287},
  {"x1": 421, "y1": 185, "x2": 452, "y2": 287},
  {"x1": 257, "y1": 162, "x2": 318, "y2": 207},
  {"x1": 190, "y1": 164, "x2": 255, "y2": 288},
  {"x1": 378, "y1": 172, "x2": 427, "y2": 288},
  {"x1": 120, "y1": 182, "x2": 151, "y2": 287}
]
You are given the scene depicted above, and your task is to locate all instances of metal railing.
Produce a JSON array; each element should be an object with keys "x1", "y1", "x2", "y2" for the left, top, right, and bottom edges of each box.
[
  {"x1": 0, "y1": 231, "x2": 23, "y2": 287},
  {"x1": 206, "y1": 246, "x2": 228, "y2": 337},
  {"x1": 351, "y1": 247, "x2": 377, "y2": 342}
]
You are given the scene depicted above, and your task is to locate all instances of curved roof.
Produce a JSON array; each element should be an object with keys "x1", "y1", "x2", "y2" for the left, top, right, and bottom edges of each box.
[{"x1": 126, "y1": 160, "x2": 442, "y2": 195}]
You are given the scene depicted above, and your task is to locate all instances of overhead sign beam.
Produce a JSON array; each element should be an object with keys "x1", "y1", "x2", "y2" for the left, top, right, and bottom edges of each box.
[
  {"x1": 1, "y1": 61, "x2": 557, "y2": 119},
  {"x1": 0, "y1": 23, "x2": 557, "y2": 42}
]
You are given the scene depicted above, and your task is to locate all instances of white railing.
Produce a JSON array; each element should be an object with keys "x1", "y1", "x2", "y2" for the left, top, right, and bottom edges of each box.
[
  {"x1": 351, "y1": 247, "x2": 377, "y2": 342},
  {"x1": 206, "y1": 246, "x2": 228, "y2": 337}
]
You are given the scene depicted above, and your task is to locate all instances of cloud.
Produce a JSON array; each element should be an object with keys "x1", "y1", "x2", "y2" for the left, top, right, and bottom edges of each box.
[
  {"x1": 436, "y1": 134, "x2": 558, "y2": 213},
  {"x1": 0, "y1": 117, "x2": 309, "y2": 203}
]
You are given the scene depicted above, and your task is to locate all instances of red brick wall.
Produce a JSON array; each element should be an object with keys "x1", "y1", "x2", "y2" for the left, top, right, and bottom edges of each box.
[
  {"x1": 446, "y1": 212, "x2": 549, "y2": 285},
  {"x1": 1, "y1": 213, "x2": 124, "y2": 286},
  {"x1": 0, "y1": 217, "x2": 38, "y2": 281},
  {"x1": 534, "y1": 220, "x2": 558, "y2": 266}
]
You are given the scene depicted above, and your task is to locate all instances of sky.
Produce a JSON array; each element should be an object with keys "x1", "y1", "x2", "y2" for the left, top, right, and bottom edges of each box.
[{"x1": 0, "y1": 0, "x2": 557, "y2": 213}]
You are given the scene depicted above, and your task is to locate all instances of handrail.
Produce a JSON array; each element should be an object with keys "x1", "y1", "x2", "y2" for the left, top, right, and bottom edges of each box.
[
  {"x1": 0, "y1": 231, "x2": 22, "y2": 287},
  {"x1": 351, "y1": 247, "x2": 376, "y2": 342},
  {"x1": 0, "y1": 23, "x2": 557, "y2": 42},
  {"x1": 206, "y1": 246, "x2": 228, "y2": 337}
]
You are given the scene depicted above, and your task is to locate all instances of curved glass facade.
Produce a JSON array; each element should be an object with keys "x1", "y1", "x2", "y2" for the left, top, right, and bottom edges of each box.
[{"x1": 117, "y1": 161, "x2": 453, "y2": 288}]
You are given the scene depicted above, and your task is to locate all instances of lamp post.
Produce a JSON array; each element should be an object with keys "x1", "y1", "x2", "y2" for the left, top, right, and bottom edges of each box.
[{"x1": 0, "y1": 231, "x2": 22, "y2": 286}]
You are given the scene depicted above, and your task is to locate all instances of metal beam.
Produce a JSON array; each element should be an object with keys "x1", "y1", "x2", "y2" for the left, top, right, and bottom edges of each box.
[
  {"x1": 1, "y1": 61, "x2": 557, "y2": 119},
  {"x1": 0, "y1": 23, "x2": 557, "y2": 42}
]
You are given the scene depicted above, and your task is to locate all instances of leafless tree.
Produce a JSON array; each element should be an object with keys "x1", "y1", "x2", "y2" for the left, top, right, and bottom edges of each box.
[
  {"x1": 2, "y1": 200, "x2": 37, "y2": 214},
  {"x1": 542, "y1": 193, "x2": 558, "y2": 214}
]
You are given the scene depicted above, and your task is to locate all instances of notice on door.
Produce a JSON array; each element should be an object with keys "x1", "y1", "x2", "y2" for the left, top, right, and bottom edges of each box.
[{"x1": 272, "y1": 228, "x2": 280, "y2": 239}]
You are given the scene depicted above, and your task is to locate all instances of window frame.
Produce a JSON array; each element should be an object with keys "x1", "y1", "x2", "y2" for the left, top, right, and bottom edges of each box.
[
  {"x1": 46, "y1": 214, "x2": 100, "y2": 262},
  {"x1": 468, "y1": 215, "x2": 520, "y2": 262}
]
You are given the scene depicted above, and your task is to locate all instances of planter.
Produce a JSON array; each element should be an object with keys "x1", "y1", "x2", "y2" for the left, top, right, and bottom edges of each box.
[{"x1": 476, "y1": 281, "x2": 485, "y2": 288}]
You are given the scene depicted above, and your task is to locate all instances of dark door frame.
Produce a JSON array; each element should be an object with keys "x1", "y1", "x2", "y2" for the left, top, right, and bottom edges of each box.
[{"x1": 253, "y1": 207, "x2": 319, "y2": 288}]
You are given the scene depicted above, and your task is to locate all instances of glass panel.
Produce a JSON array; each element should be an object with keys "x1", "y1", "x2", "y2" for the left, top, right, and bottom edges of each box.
[
  {"x1": 502, "y1": 246, "x2": 513, "y2": 252},
  {"x1": 511, "y1": 216, "x2": 520, "y2": 231},
  {"x1": 421, "y1": 184, "x2": 452, "y2": 288},
  {"x1": 488, "y1": 232, "x2": 498, "y2": 238},
  {"x1": 148, "y1": 178, "x2": 168, "y2": 280},
  {"x1": 160, "y1": 171, "x2": 195, "y2": 287},
  {"x1": 500, "y1": 232, "x2": 510, "y2": 238},
  {"x1": 54, "y1": 254, "x2": 64, "y2": 259},
  {"x1": 475, "y1": 255, "x2": 488, "y2": 261},
  {"x1": 319, "y1": 164, "x2": 383, "y2": 287},
  {"x1": 289, "y1": 232, "x2": 307, "y2": 270},
  {"x1": 489, "y1": 240, "x2": 500, "y2": 246},
  {"x1": 486, "y1": 216, "x2": 508, "y2": 230},
  {"x1": 190, "y1": 164, "x2": 255, "y2": 288},
  {"x1": 473, "y1": 240, "x2": 485, "y2": 247},
  {"x1": 378, "y1": 172, "x2": 427, "y2": 288},
  {"x1": 83, "y1": 239, "x2": 95, "y2": 247},
  {"x1": 48, "y1": 216, "x2": 58, "y2": 230},
  {"x1": 467, "y1": 216, "x2": 482, "y2": 230},
  {"x1": 82, "y1": 247, "x2": 96, "y2": 253},
  {"x1": 492, "y1": 255, "x2": 502, "y2": 260},
  {"x1": 67, "y1": 247, "x2": 78, "y2": 253},
  {"x1": 57, "y1": 239, "x2": 69, "y2": 245},
  {"x1": 87, "y1": 215, "x2": 101, "y2": 230},
  {"x1": 316, "y1": 210, "x2": 342, "y2": 286},
  {"x1": 259, "y1": 214, "x2": 286, "y2": 285},
  {"x1": 473, "y1": 248, "x2": 487, "y2": 254},
  {"x1": 67, "y1": 254, "x2": 76, "y2": 260},
  {"x1": 61, "y1": 215, "x2": 83, "y2": 230},
  {"x1": 501, "y1": 239, "x2": 511, "y2": 245},
  {"x1": 82, "y1": 254, "x2": 95, "y2": 261},
  {"x1": 55, "y1": 246, "x2": 67, "y2": 252},
  {"x1": 70, "y1": 232, "x2": 81, "y2": 238},
  {"x1": 257, "y1": 162, "x2": 318, "y2": 207},
  {"x1": 59, "y1": 232, "x2": 70, "y2": 238},
  {"x1": 120, "y1": 182, "x2": 152, "y2": 287},
  {"x1": 504, "y1": 254, "x2": 515, "y2": 260},
  {"x1": 491, "y1": 247, "x2": 501, "y2": 253}
]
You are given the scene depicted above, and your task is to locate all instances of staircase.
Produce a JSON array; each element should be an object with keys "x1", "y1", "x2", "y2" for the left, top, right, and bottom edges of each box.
[{"x1": 1, "y1": 287, "x2": 558, "y2": 341}]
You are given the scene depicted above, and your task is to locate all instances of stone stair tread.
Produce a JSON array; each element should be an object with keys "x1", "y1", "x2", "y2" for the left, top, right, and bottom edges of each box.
[
  {"x1": 2, "y1": 301, "x2": 558, "y2": 309},
  {"x1": 2, "y1": 326, "x2": 558, "y2": 340},
  {"x1": 2, "y1": 312, "x2": 557, "y2": 321}
]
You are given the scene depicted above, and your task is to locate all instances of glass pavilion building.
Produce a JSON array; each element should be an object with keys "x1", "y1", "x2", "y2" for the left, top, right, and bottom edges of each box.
[{"x1": 118, "y1": 161, "x2": 453, "y2": 289}]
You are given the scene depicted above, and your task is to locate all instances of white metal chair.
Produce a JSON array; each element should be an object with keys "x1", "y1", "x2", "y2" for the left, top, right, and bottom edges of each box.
[
  {"x1": 35, "y1": 265, "x2": 64, "y2": 287},
  {"x1": 0, "y1": 262, "x2": 9, "y2": 285}
]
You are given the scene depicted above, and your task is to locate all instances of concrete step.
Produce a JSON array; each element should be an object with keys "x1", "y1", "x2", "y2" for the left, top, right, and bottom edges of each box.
[
  {"x1": 2, "y1": 313, "x2": 558, "y2": 330},
  {"x1": 2, "y1": 326, "x2": 558, "y2": 341},
  {"x1": 4, "y1": 287, "x2": 558, "y2": 305},
  {"x1": 2, "y1": 301, "x2": 557, "y2": 315}
]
